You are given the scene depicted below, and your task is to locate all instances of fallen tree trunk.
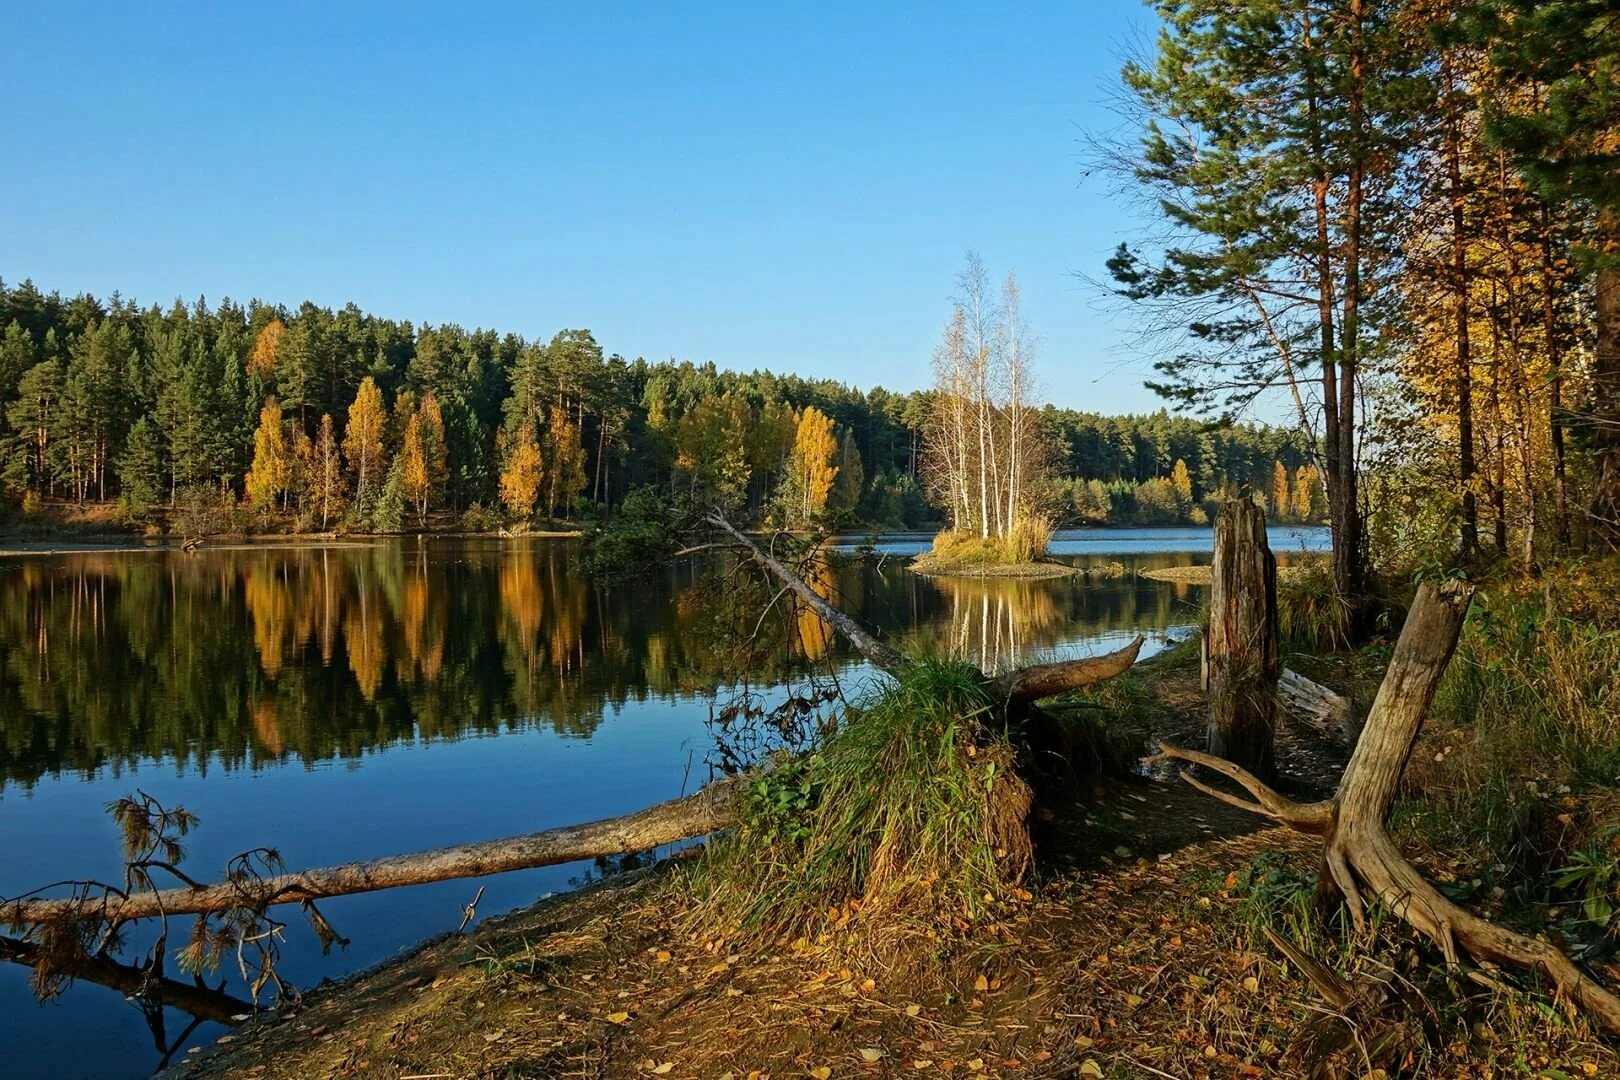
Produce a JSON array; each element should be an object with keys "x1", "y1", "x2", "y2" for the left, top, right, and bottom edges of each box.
[
  {"x1": 991, "y1": 636, "x2": 1144, "y2": 701},
  {"x1": 0, "y1": 936, "x2": 251, "y2": 1026},
  {"x1": 4, "y1": 776, "x2": 742, "y2": 925},
  {"x1": 706, "y1": 513, "x2": 1143, "y2": 701},
  {"x1": 1278, "y1": 668, "x2": 1357, "y2": 747},
  {"x1": 705, "y1": 514, "x2": 907, "y2": 671},
  {"x1": 1153, "y1": 581, "x2": 1620, "y2": 1033},
  {"x1": 8, "y1": 514, "x2": 1143, "y2": 932}
]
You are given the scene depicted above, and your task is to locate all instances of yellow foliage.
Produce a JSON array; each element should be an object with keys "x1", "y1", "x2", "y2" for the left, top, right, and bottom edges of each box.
[
  {"x1": 246, "y1": 398, "x2": 290, "y2": 509},
  {"x1": 398, "y1": 413, "x2": 430, "y2": 526},
  {"x1": 344, "y1": 376, "x2": 387, "y2": 492},
  {"x1": 247, "y1": 319, "x2": 283, "y2": 378},
  {"x1": 791, "y1": 406, "x2": 839, "y2": 522},
  {"x1": 500, "y1": 420, "x2": 545, "y2": 520}
]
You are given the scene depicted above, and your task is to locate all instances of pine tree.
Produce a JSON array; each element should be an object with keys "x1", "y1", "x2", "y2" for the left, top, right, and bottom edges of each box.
[
  {"x1": 115, "y1": 416, "x2": 165, "y2": 515},
  {"x1": 829, "y1": 429, "x2": 865, "y2": 518}
]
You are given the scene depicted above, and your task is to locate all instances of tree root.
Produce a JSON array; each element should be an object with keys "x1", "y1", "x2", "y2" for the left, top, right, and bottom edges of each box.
[{"x1": 1155, "y1": 581, "x2": 1620, "y2": 1034}]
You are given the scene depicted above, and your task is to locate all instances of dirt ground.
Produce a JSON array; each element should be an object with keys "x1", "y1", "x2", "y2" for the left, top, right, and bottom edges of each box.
[{"x1": 161, "y1": 657, "x2": 1616, "y2": 1080}]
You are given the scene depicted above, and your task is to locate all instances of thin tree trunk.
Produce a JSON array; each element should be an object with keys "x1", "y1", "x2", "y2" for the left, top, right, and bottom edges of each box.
[
  {"x1": 1541, "y1": 202, "x2": 1571, "y2": 549},
  {"x1": 1444, "y1": 55, "x2": 1477, "y2": 558}
]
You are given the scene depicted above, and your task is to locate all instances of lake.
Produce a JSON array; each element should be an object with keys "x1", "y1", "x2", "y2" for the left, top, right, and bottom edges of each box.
[{"x1": 0, "y1": 526, "x2": 1327, "y2": 1078}]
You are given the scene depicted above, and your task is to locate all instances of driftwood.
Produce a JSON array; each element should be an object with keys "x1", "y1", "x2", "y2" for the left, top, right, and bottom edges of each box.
[
  {"x1": 4, "y1": 777, "x2": 741, "y2": 925},
  {"x1": 1153, "y1": 581, "x2": 1620, "y2": 1033},
  {"x1": 1206, "y1": 499, "x2": 1279, "y2": 777},
  {"x1": 1278, "y1": 668, "x2": 1357, "y2": 747}
]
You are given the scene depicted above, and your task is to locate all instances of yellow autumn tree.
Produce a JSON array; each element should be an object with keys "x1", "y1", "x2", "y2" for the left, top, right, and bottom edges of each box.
[
  {"x1": 544, "y1": 404, "x2": 587, "y2": 518},
  {"x1": 398, "y1": 412, "x2": 430, "y2": 527},
  {"x1": 790, "y1": 406, "x2": 839, "y2": 525},
  {"x1": 343, "y1": 376, "x2": 386, "y2": 498},
  {"x1": 1291, "y1": 463, "x2": 1326, "y2": 522},
  {"x1": 247, "y1": 319, "x2": 284, "y2": 379},
  {"x1": 1170, "y1": 458, "x2": 1194, "y2": 512},
  {"x1": 246, "y1": 397, "x2": 290, "y2": 511},
  {"x1": 1270, "y1": 460, "x2": 1290, "y2": 521},
  {"x1": 500, "y1": 420, "x2": 545, "y2": 522}
]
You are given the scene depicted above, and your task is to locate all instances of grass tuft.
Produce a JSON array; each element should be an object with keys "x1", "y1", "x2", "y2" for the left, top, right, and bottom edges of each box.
[
  {"x1": 924, "y1": 515, "x2": 1054, "y2": 567},
  {"x1": 694, "y1": 658, "x2": 1032, "y2": 945}
]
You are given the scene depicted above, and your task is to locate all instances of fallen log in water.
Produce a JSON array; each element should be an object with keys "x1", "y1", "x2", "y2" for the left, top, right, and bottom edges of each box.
[
  {"x1": 7, "y1": 512, "x2": 1146, "y2": 930},
  {"x1": 4, "y1": 776, "x2": 742, "y2": 925}
]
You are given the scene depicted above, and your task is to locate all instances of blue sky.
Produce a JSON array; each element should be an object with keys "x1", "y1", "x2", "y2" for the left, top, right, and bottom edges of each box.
[{"x1": 1, "y1": 1, "x2": 1168, "y2": 412}]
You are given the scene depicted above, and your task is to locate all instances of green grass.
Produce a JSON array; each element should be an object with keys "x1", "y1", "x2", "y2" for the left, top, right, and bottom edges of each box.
[
  {"x1": 1392, "y1": 573, "x2": 1620, "y2": 939},
  {"x1": 694, "y1": 658, "x2": 1032, "y2": 941}
]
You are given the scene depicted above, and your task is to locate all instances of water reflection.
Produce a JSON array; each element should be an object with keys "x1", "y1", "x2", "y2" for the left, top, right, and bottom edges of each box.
[{"x1": 0, "y1": 539, "x2": 1303, "y2": 792}]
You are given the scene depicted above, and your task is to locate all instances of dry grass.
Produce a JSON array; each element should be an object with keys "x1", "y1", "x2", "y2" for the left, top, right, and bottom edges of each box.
[{"x1": 170, "y1": 823, "x2": 1615, "y2": 1080}]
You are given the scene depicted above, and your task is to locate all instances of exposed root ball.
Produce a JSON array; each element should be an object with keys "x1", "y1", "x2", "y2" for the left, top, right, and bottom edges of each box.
[{"x1": 696, "y1": 659, "x2": 1034, "y2": 942}]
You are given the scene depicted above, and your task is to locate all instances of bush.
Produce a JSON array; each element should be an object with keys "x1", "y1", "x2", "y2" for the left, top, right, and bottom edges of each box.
[
  {"x1": 173, "y1": 484, "x2": 249, "y2": 537},
  {"x1": 460, "y1": 502, "x2": 499, "y2": 532}
]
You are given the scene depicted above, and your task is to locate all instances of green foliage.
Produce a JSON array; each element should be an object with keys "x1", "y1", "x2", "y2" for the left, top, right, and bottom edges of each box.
[
  {"x1": 0, "y1": 279, "x2": 1309, "y2": 537},
  {"x1": 1393, "y1": 576, "x2": 1620, "y2": 929},
  {"x1": 1553, "y1": 830, "x2": 1620, "y2": 934},
  {"x1": 585, "y1": 486, "x2": 693, "y2": 575},
  {"x1": 371, "y1": 459, "x2": 407, "y2": 533},
  {"x1": 114, "y1": 417, "x2": 165, "y2": 517}
]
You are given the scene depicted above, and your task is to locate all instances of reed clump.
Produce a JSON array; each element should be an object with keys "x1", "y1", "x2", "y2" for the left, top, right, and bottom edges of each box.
[{"x1": 915, "y1": 515, "x2": 1056, "y2": 572}]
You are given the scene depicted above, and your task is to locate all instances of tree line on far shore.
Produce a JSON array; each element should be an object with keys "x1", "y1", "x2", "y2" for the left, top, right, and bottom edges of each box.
[{"x1": 0, "y1": 278, "x2": 1315, "y2": 534}]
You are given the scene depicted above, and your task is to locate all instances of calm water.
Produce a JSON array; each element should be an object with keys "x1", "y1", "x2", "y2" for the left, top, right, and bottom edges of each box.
[{"x1": 0, "y1": 528, "x2": 1326, "y2": 1078}]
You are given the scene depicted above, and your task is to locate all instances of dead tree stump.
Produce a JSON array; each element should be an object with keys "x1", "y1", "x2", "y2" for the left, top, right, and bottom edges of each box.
[{"x1": 1207, "y1": 499, "x2": 1279, "y2": 780}]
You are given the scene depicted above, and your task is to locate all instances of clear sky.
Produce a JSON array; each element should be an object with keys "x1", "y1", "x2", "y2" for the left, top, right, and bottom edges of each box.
[{"x1": 1, "y1": 1, "x2": 1168, "y2": 412}]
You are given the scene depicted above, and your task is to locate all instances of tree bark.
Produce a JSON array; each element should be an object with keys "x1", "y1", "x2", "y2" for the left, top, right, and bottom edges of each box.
[
  {"x1": 4, "y1": 777, "x2": 742, "y2": 926},
  {"x1": 1155, "y1": 581, "x2": 1620, "y2": 1033},
  {"x1": 1206, "y1": 499, "x2": 1278, "y2": 779}
]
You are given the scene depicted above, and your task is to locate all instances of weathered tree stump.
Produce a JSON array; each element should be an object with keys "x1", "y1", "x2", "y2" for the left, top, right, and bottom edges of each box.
[{"x1": 1207, "y1": 499, "x2": 1279, "y2": 779}]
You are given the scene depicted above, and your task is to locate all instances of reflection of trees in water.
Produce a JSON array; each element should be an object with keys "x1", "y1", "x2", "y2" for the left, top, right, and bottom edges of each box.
[{"x1": 0, "y1": 544, "x2": 1219, "y2": 789}]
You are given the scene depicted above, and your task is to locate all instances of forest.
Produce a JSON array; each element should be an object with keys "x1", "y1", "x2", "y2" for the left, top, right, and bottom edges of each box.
[{"x1": 0, "y1": 277, "x2": 1318, "y2": 535}]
